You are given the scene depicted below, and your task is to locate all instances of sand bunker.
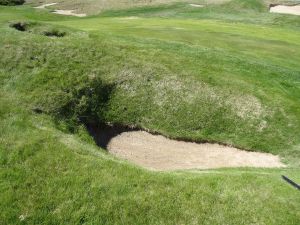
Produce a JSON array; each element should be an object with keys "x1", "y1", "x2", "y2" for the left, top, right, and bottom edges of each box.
[
  {"x1": 107, "y1": 131, "x2": 285, "y2": 171},
  {"x1": 270, "y1": 5, "x2": 300, "y2": 16},
  {"x1": 189, "y1": 4, "x2": 204, "y2": 8},
  {"x1": 34, "y1": 3, "x2": 57, "y2": 9},
  {"x1": 34, "y1": 2, "x2": 86, "y2": 17},
  {"x1": 53, "y1": 10, "x2": 86, "y2": 17}
]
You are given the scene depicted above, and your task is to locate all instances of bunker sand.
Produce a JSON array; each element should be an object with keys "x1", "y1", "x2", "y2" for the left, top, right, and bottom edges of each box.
[
  {"x1": 270, "y1": 5, "x2": 300, "y2": 16},
  {"x1": 34, "y1": 2, "x2": 86, "y2": 17},
  {"x1": 53, "y1": 9, "x2": 86, "y2": 17},
  {"x1": 34, "y1": 3, "x2": 57, "y2": 9},
  {"x1": 189, "y1": 4, "x2": 204, "y2": 8},
  {"x1": 107, "y1": 131, "x2": 285, "y2": 171}
]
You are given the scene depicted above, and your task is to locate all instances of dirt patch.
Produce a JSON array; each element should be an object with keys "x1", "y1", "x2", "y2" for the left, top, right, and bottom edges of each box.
[
  {"x1": 270, "y1": 4, "x2": 300, "y2": 16},
  {"x1": 88, "y1": 124, "x2": 285, "y2": 171},
  {"x1": 53, "y1": 9, "x2": 86, "y2": 17}
]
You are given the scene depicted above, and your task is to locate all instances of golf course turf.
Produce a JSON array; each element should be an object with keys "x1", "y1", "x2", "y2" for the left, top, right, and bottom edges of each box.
[{"x1": 0, "y1": 0, "x2": 300, "y2": 224}]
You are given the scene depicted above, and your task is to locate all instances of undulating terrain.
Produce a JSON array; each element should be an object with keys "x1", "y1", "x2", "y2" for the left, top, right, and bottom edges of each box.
[{"x1": 1, "y1": 0, "x2": 300, "y2": 224}]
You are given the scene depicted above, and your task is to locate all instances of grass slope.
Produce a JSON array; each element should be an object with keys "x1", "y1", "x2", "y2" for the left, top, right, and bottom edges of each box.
[
  {"x1": 25, "y1": 0, "x2": 186, "y2": 15},
  {"x1": 25, "y1": 0, "x2": 300, "y2": 15},
  {"x1": 1, "y1": 0, "x2": 300, "y2": 224}
]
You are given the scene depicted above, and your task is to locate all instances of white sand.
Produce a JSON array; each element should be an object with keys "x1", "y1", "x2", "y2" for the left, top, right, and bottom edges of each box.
[
  {"x1": 189, "y1": 4, "x2": 204, "y2": 8},
  {"x1": 107, "y1": 131, "x2": 285, "y2": 171},
  {"x1": 270, "y1": 5, "x2": 300, "y2": 16},
  {"x1": 34, "y1": 3, "x2": 57, "y2": 9},
  {"x1": 34, "y1": 3, "x2": 86, "y2": 17},
  {"x1": 53, "y1": 10, "x2": 86, "y2": 17}
]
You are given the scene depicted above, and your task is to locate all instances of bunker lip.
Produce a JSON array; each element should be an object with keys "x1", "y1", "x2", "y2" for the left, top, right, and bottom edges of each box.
[
  {"x1": 86, "y1": 123, "x2": 139, "y2": 149},
  {"x1": 87, "y1": 123, "x2": 286, "y2": 171}
]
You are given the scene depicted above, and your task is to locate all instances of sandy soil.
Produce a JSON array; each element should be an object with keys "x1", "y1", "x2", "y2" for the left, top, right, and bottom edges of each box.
[
  {"x1": 34, "y1": 3, "x2": 57, "y2": 9},
  {"x1": 270, "y1": 5, "x2": 300, "y2": 16},
  {"x1": 107, "y1": 131, "x2": 285, "y2": 171},
  {"x1": 53, "y1": 10, "x2": 86, "y2": 17}
]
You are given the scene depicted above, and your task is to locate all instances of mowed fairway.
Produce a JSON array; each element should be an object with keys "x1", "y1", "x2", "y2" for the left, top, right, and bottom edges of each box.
[
  {"x1": 1, "y1": 1, "x2": 300, "y2": 224},
  {"x1": 57, "y1": 16, "x2": 300, "y2": 67}
]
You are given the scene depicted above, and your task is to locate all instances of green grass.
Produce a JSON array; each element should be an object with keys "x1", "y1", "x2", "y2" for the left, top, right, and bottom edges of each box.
[
  {"x1": 1, "y1": 0, "x2": 300, "y2": 224},
  {"x1": 99, "y1": 0, "x2": 300, "y2": 26},
  {"x1": 26, "y1": 0, "x2": 188, "y2": 15}
]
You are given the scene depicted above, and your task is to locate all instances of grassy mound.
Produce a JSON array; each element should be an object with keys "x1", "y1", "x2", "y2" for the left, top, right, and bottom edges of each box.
[
  {"x1": 221, "y1": 0, "x2": 266, "y2": 12},
  {"x1": 27, "y1": 0, "x2": 184, "y2": 15},
  {"x1": 4, "y1": 14, "x2": 298, "y2": 154},
  {"x1": 99, "y1": 0, "x2": 300, "y2": 26}
]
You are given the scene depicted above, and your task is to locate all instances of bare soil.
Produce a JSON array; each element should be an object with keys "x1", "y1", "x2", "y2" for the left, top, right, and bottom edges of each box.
[{"x1": 107, "y1": 131, "x2": 285, "y2": 171}]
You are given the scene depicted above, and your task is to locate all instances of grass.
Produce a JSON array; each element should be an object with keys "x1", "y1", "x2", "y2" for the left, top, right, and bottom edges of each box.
[
  {"x1": 1, "y1": 0, "x2": 300, "y2": 224},
  {"x1": 25, "y1": 0, "x2": 188, "y2": 15}
]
